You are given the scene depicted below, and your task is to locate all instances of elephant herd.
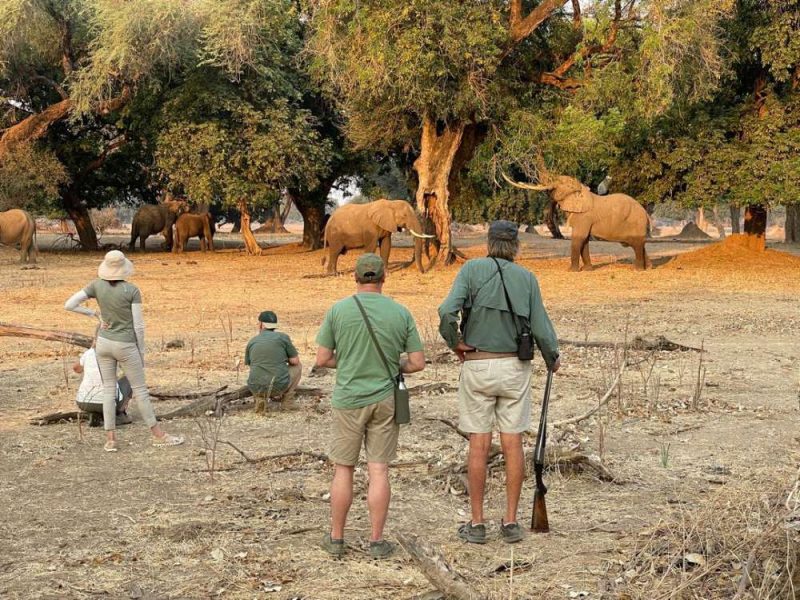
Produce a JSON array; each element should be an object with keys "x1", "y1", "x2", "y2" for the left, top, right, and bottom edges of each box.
[
  {"x1": 128, "y1": 198, "x2": 214, "y2": 253},
  {"x1": 1, "y1": 170, "x2": 651, "y2": 270}
]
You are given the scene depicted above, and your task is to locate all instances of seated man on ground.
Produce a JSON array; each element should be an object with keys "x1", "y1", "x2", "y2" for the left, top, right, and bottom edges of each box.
[
  {"x1": 245, "y1": 311, "x2": 302, "y2": 412},
  {"x1": 74, "y1": 346, "x2": 133, "y2": 427}
]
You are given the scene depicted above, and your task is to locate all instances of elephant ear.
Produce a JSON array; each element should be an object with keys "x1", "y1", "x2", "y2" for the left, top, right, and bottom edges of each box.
[
  {"x1": 367, "y1": 201, "x2": 398, "y2": 232},
  {"x1": 559, "y1": 185, "x2": 593, "y2": 213}
]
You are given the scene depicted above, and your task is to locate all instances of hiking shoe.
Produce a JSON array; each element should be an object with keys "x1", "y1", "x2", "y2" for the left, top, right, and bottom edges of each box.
[
  {"x1": 458, "y1": 522, "x2": 486, "y2": 544},
  {"x1": 115, "y1": 412, "x2": 133, "y2": 426},
  {"x1": 500, "y1": 521, "x2": 523, "y2": 544},
  {"x1": 321, "y1": 534, "x2": 345, "y2": 557},
  {"x1": 369, "y1": 540, "x2": 395, "y2": 559},
  {"x1": 88, "y1": 412, "x2": 103, "y2": 428},
  {"x1": 104, "y1": 439, "x2": 118, "y2": 452}
]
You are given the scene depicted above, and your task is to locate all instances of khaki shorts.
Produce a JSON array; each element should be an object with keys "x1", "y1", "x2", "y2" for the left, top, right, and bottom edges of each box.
[
  {"x1": 329, "y1": 395, "x2": 399, "y2": 465},
  {"x1": 458, "y1": 358, "x2": 532, "y2": 433}
]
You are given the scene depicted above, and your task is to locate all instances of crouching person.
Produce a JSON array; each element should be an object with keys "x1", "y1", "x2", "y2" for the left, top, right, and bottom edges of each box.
[
  {"x1": 315, "y1": 254, "x2": 425, "y2": 559},
  {"x1": 245, "y1": 311, "x2": 302, "y2": 413},
  {"x1": 74, "y1": 343, "x2": 133, "y2": 428}
]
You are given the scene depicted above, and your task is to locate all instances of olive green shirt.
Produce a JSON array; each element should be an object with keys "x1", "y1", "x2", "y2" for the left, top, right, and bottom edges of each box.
[
  {"x1": 316, "y1": 293, "x2": 423, "y2": 410},
  {"x1": 244, "y1": 330, "x2": 298, "y2": 394},
  {"x1": 438, "y1": 258, "x2": 559, "y2": 368},
  {"x1": 83, "y1": 279, "x2": 141, "y2": 343}
]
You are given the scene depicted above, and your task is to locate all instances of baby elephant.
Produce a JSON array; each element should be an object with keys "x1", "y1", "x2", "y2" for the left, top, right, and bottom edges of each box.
[{"x1": 173, "y1": 213, "x2": 215, "y2": 253}]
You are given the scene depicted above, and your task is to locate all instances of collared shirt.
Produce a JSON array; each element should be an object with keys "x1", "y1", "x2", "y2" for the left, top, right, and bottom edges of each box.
[
  {"x1": 244, "y1": 330, "x2": 298, "y2": 394},
  {"x1": 438, "y1": 257, "x2": 559, "y2": 367},
  {"x1": 316, "y1": 292, "x2": 423, "y2": 410}
]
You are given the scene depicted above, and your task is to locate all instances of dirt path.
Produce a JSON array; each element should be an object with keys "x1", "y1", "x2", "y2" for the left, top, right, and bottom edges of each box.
[{"x1": 0, "y1": 239, "x2": 798, "y2": 599}]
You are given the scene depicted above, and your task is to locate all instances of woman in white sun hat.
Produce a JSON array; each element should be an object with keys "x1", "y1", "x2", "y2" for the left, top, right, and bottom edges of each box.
[{"x1": 65, "y1": 250, "x2": 184, "y2": 452}]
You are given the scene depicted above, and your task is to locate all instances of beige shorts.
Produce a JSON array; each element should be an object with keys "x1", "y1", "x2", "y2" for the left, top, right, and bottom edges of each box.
[
  {"x1": 458, "y1": 358, "x2": 532, "y2": 433},
  {"x1": 329, "y1": 395, "x2": 399, "y2": 466}
]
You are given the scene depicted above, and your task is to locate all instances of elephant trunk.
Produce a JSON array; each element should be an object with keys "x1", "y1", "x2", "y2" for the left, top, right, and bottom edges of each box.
[{"x1": 408, "y1": 214, "x2": 428, "y2": 273}]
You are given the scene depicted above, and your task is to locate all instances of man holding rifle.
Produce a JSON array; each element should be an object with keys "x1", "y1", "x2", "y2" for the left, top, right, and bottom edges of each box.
[{"x1": 438, "y1": 220, "x2": 560, "y2": 544}]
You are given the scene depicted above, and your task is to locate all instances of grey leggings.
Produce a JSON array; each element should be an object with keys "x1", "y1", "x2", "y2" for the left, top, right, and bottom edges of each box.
[{"x1": 95, "y1": 337, "x2": 157, "y2": 431}]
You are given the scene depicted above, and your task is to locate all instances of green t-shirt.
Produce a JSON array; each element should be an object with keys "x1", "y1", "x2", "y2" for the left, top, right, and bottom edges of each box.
[
  {"x1": 83, "y1": 279, "x2": 142, "y2": 343},
  {"x1": 244, "y1": 330, "x2": 299, "y2": 394},
  {"x1": 316, "y1": 293, "x2": 423, "y2": 410}
]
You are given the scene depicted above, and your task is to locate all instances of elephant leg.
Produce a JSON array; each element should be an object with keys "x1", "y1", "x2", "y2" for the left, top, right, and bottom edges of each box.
[
  {"x1": 140, "y1": 236, "x2": 146, "y2": 252},
  {"x1": 569, "y1": 237, "x2": 585, "y2": 272},
  {"x1": 379, "y1": 236, "x2": 392, "y2": 265},
  {"x1": 326, "y1": 244, "x2": 343, "y2": 274},
  {"x1": 580, "y1": 238, "x2": 593, "y2": 271},
  {"x1": 632, "y1": 239, "x2": 647, "y2": 270}
]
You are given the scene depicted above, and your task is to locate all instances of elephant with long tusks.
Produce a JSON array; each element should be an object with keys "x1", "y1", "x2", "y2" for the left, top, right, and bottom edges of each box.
[{"x1": 322, "y1": 199, "x2": 435, "y2": 274}]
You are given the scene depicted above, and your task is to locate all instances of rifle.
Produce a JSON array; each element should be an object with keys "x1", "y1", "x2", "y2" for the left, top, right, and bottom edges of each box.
[{"x1": 531, "y1": 368, "x2": 553, "y2": 533}]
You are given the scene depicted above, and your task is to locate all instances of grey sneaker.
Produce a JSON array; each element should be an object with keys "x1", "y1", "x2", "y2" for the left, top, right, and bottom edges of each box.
[
  {"x1": 500, "y1": 521, "x2": 523, "y2": 544},
  {"x1": 458, "y1": 522, "x2": 486, "y2": 544},
  {"x1": 115, "y1": 412, "x2": 133, "y2": 426},
  {"x1": 369, "y1": 539, "x2": 394, "y2": 559},
  {"x1": 321, "y1": 533, "x2": 345, "y2": 557}
]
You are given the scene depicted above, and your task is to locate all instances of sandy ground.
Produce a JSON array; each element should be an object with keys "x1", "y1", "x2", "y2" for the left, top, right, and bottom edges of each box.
[{"x1": 0, "y1": 232, "x2": 799, "y2": 599}]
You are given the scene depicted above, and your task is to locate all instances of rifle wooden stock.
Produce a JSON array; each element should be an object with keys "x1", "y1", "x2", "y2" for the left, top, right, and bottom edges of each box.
[{"x1": 531, "y1": 369, "x2": 554, "y2": 533}]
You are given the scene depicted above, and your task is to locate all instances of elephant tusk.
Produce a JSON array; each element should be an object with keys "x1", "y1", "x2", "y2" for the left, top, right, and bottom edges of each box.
[
  {"x1": 501, "y1": 172, "x2": 550, "y2": 191},
  {"x1": 409, "y1": 228, "x2": 436, "y2": 239}
]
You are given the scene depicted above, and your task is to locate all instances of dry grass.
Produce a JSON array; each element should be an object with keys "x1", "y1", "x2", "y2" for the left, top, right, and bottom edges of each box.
[{"x1": 0, "y1": 233, "x2": 799, "y2": 599}]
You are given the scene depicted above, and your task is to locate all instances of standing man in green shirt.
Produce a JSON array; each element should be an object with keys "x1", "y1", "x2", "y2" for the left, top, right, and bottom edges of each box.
[
  {"x1": 438, "y1": 220, "x2": 560, "y2": 544},
  {"x1": 244, "y1": 311, "x2": 302, "y2": 412},
  {"x1": 315, "y1": 254, "x2": 426, "y2": 559}
]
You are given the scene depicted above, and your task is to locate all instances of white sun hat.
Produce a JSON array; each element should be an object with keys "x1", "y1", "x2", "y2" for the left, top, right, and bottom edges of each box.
[{"x1": 98, "y1": 250, "x2": 134, "y2": 281}]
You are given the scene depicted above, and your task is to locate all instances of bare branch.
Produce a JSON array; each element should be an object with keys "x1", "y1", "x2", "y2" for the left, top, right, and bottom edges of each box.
[
  {"x1": 31, "y1": 76, "x2": 68, "y2": 100},
  {"x1": 571, "y1": 0, "x2": 582, "y2": 27},
  {"x1": 80, "y1": 136, "x2": 127, "y2": 178},
  {"x1": 509, "y1": 0, "x2": 569, "y2": 44}
]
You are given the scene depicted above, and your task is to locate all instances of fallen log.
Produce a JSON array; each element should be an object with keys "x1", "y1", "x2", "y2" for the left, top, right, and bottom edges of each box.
[
  {"x1": 559, "y1": 335, "x2": 702, "y2": 352},
  {"x1": 396, "y1": 533, "x2": 473, "y2": 600},
  {"x1": 150, "y1": 385, "x2": 228, "y2": 401},
  {"x1": 0, "y1": 322, "x2": 93, "y2": 349},
  {"x1": 158, "y1": 385, "x2": 326, "y2": 420},
  {"x1": 30, "y1": 411, "x2": 81, "y2": 426}
]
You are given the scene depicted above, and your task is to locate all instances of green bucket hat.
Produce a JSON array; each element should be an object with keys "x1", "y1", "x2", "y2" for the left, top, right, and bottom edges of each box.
[{"x1": 355, "y1": 253, "x2": 385, "y2": 282}]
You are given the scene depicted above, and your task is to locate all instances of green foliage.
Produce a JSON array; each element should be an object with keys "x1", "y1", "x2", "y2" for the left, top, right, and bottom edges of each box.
[
  {"x1": 0, "y1": 143, "x2": 69, "y2": 212},
  {"x1": 155, "y1": 73, "x2": 332, "y2": 209}
]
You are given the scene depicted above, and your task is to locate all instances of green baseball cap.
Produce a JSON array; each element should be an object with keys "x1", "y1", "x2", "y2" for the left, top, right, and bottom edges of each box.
[
  {"x1": 355, "y1": 253, "x2": 385, "y2": 282},
  {"x1": 258, "y1": 310, "x2": 278, "y2": 329},
  {"x1": 489, "y1": 220, "x2": 519, "y2": 241}
]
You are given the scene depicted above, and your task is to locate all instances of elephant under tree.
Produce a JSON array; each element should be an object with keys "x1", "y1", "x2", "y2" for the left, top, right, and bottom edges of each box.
[
  {"x1": 173, "y1": 213, "x2": 215, "y2": 253},
  {"x1": 0, "y1": 209, "x2": 37, "y2": 263},
  {"x1": 322, "y1": 199, "x2": 434, "y2": 274},
  {"x1": 505, "y1": 173, "x2": 650, "y2": 271},
  {"x1": 129, "y1": 198, "x2": 187, "y2": 252}
]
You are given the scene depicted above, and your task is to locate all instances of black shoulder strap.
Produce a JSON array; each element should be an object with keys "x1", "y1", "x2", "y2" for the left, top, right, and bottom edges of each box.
[
  {"x1": 352, "y1": 295, "x2": 396, "y2": 381},
  {"x1": 491, "y1": 257, "x2": 522, "y2": 336}
]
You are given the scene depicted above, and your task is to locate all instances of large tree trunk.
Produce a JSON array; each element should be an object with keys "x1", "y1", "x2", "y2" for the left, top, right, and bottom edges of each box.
[
  {"x1": 292, "y1": 185, "x2": 331, "y2": 250},
  {"x1": 413, "y1": 116, "x2": 466, "y2": 265},
  {"x1": 730, "y1": 205, "x2": 741, "y2": 234},
  {"x1": 711, "y1": 205, "x2": 726, "y2": 239},
  {"x1": 258, "y1": 199, "x2": 291, "y2": 234},
  {"x1": 743, "y1": 204, "x2": 767, "y2": 251},
  {"x1": 238, "y1": 199, "x2": 262, "y2": 256},
  {"x1": 785, "y1": 204, "x2": 800, "y2": 244},
  {"x1": 544, "y1": 199, "x2": 564, "y2": 239},
  {"x1": 62, "y1": 190, "x2": 99, "y2": 250}
]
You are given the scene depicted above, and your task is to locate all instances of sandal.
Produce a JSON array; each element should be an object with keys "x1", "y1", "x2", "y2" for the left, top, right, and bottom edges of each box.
[
  {"x1": 153, "y1": 433, "x2": 184, "y2": 447},
  {"x1": 104, "y1": 440, "x2": 118, "y2": 452}
]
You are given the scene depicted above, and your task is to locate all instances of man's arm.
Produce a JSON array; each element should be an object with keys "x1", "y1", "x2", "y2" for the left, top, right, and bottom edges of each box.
[
  {"x1": 315, "y1": 346, "x2": 337, "y2": 369},
  {"x1": 530, "y1": 277, "x2": 560, "y2": 371},
  {"x1": 285, "y1": 337, "x2": 301, "y2": 367},
  {"x1": 288, "y1": 356, "x2": 301, "y2": 366},
  {"x1": 400, "y1": 351, "x2": 425, "y2": 374},
  {"x1": 437, "y1": 267, "x2": 471, "y2": 350}
]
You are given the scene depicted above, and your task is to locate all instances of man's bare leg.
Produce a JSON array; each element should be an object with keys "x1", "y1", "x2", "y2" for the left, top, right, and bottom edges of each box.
[
  {"x1": 330, "y1": 464, "x2": 354, "y2": 539},
  {"x1": 367, "y1": 462, "x2": 391, "y2": 541},
  {"x1": 467, "y1": 433, "x2": 493, "y2": 524},
  {"x1": 499, "y1": 432, "x2": 525, "y2": 524}
]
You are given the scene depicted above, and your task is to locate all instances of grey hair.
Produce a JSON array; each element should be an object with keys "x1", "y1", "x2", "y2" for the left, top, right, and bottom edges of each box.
[{"x1": 488, "y1": 237, "x2": 519, "y2": 261}]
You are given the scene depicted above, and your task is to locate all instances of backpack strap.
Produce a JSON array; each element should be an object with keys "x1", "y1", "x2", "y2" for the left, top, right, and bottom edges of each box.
[{"x1": 352, "y1": 295, "x2": 396, "y2": 382}]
